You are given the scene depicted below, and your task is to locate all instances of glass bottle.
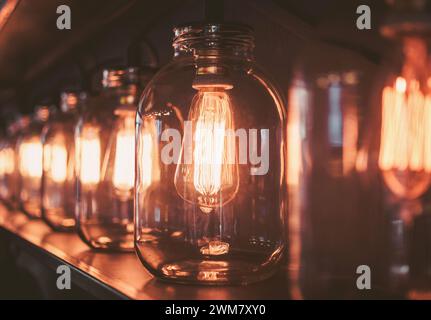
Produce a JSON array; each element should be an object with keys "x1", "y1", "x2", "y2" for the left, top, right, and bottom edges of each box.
[
  {"x1": 286, "y1": 69, "x2": 382, "y2": 298},
  {"x1": 135, "y1": 23, "x2": 287, "y2": 285},
  {"x1": 17, "y1": 106, "x2": 52, "y2": 218},
  {"x1": 75, "y1": 67, "x2": 141, "y2": 251},
  {"x1": 41, "y1": 92, "x2": 86, "y2": 231},
  {"x1": 0, "y1": 133, "x2": 11, "y2": 203},
  {"x1": 362, "y1": 0, "x2": 431, "y2": 295},
  {"x1": 0, "y1": 122, "x2": 18, "y2": 205},
  {"x1": 1, "y1": 116, "x2": 31, "y2": 209}
]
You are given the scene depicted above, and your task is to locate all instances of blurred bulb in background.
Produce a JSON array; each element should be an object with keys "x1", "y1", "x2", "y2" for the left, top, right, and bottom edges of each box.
[
  {"x1": 18, "y1": 105, "x2": 52, "y2": 218},
  {"x1": 373, "y1": 0, "x2": 431, "y2": 294},
  {"x1": 79, "y1": 125, "x2": 101, "y2": 188},
  {"x1": 42, "y1": 92, "x2": 85, "y2": 231},
  {"x1": 0, "y1": 116, "x2": 30, "y2": 209},
  {"x1": 379, "y1": 38, "x2": 431, "y2": 201},
  {"x1": 76, "y1": 67, "x2": 146, "y2": 252},
  {"x1": 112, "y1": 109, "x2": 135, "y2": 199}
]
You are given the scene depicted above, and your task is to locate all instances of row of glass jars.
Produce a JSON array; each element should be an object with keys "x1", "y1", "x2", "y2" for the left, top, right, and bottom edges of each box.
[
  {"x1": 0, "y1": 21, "x2": 427, "y2": 293},
  {"x1": 0, "y1": 23, "x2": 287, "y2": 286},
  {"x1": 0, "y1": 67, "x2": 140, "y2": 247}
]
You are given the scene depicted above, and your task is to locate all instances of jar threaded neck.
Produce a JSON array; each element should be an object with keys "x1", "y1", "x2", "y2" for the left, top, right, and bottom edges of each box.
[{"x1": 172, "y1": 23, "x2": 255, "y2": 60}]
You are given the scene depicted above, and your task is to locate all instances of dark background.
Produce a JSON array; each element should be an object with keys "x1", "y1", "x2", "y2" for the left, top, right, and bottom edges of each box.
[{"x1": 0, "y1": 0, "x2": 389, "y2": 124}]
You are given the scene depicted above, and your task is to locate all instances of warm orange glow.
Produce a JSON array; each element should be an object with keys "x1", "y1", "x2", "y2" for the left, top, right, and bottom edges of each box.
[
  {"x1": 342, "y1": 105, "x2": 358, "y2": 175},
  {"x1": 47, "y1": 143, "x2": 68, "y2": 183},
  {"x1": 395, "y1": 76, "x2": 407, "y2": 93},
  {"x1": 0, "y1": 147, "x2": 15, "y2": 176},
  {"x1": 140, "y1": 133, "x2": 153, "y2": 189},
  {"x1": 175, "y1": 89, "x2": 238, "y2": 212},
  {"x1": 80, "y1": 127, "x2": 101, "y2": 186},
  {"x1": 19, "y1": 138, "x2": 43, "y2": 178},
  {"x1": 193, "y1": 92, "x2": 233, "y2": 198},
  {"x1": 379, "y1": 77, "x2": 431, "y2": 172},
  {"x1": 379, "y1": 76, "x2": 431, "y2": 198},
  {"x1": 113, "y1": 116, "x2": 135, "y2": 193},
  {"x1": 287, "y1": 84, "x2": 307, "y2": 186}
]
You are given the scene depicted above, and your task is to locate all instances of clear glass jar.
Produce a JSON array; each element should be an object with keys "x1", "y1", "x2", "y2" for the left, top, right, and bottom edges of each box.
[
  {"x1": 135, "y1": 23, "x2": 287, "y2": 285},
  {"x1": 1, "y1": 116, "x2": 31, "y2": 209},
  {"x1": 0, "y1": 134, "x2": 11, "y2": 203},
  {"x1": 362, "y1": 28, "x2": 431, "y2": 294},
  {"x1": 17, "y1": 106, "x2": 52, "y2": 218},
  {"x1": 0, "y1": 121, "x2": 19, "y2": 205},
  {"x1": 286, "y1": 70, "x2": 381, "y2": 298},
  {"x1": 75, "y1": 68, "x2": 141, "y2": 251},
  {"x1": 41, "y1": 92, "x2": 86, "y2": 231}
]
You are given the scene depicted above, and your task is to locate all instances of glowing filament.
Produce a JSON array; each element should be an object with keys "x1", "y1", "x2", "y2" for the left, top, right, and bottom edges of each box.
[
  {"x1": 49, "y1": 144, "x2": 68, "y2": 183},
  {"x1": 0, "y1": 148, "x2": 15, "y2": 176},
  {"x1": 175, "y1": 89, "x2": 238, "y2": 212},
  {"x1": 113, "y1": 116, "x2": 135, "y2": 193},
  {"x1": 379, "y1": 77, "x2": 431, "y2": 172},
  {"x1": 80, "y1": 127, "x2": 101, "y2": 186},
  {"x1": 19, "y1": 139, "x2": 43, "y2": 178}
]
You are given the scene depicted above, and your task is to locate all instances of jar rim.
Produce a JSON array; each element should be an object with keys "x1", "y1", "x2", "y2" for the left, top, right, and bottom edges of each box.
[
  {"x1": 60, "y1": 91, "x2": 86, "y2": 112},
  {"x1": 102, "y1": 67, "x2": 140, "y2": 88},
  {"x1": 172, "y1": 22, "x2": 255, "y2": 54}
]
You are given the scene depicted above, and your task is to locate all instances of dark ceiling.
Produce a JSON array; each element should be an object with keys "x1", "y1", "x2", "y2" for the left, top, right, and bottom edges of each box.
[
  {"x1": 0, "y1": 0, "x2": 180, "y2": 86},
  {"x1": 0, "y1": 0, "x2": 398, "y2": 107}
]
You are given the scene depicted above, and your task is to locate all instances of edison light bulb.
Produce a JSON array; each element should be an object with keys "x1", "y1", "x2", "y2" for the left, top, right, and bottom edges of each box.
[
  {"x1": 378, "y1": 37, "x2": 431, "y2": 200},
  {"x1": 18, "y1": 105, "x2": 51, "y2": 219},
  {"x1": 46, "y1": 142, "x2": 68, "y2": 183},
  {"x1": 19, "y1": 139, "x2": 43, "y2": 179},
  {"x1": 174, "y1": 85, "x2": 239, "y2": 213},
  {"x1": 0, "y1": 147, "x2": 15, "y2": 176},
  {"x1": 80, "y1": 126, "x2": 101, "y2": 188},
  {"x1": 76, "y1": 67, "x2": 143, "y2": 252},
  {"x1": 41, "y1": 91, "x2": 84, "y2": 231},
  {"x1": 113, "y1": 113, "x2": 135, "y2": 198},
  {"x1": 135, "y1": 23, "x2": 286, "y2": 284}
]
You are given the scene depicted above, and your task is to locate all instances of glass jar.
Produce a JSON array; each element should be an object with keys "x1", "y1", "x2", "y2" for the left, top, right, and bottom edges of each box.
[
  {"x1": 286, "y1": 70, "x2": 383, "y2": 298},
  {"x1": 0, "y1": 122, "x2": 18, "y2": 205},
  {"x1": 41, "y1": 92, "x2": 86, "y2": 231},
  {"x1": 362, "y1": 9, "x2": 431, "y2": 294},
  {"x1": 75, "y1": 67, "x2": 141, "y2": 251},
  {"x1": 135, "y1": 23, "x2": 287, "y2": 285},
  {"x1": 0, "y1": 116, "x2": 31, "y2": 209},
  {"x1": 0, "y1": 134, "x2": 11, "y2": 204},
  {"x1": 17, "y1": 106, "x2": 52, "y2": 218}
]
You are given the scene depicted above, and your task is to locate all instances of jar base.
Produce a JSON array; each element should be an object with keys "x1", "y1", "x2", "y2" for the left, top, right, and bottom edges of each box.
[
  {"x1": 43, "y1": 211, "x2": 76, "y2": 232},
  {"x1": 79, "y1": 223, "x2": 134, "y2": 252},
  {"x1": 136, "y1": 241, "x2": 282, "y2": 285}
]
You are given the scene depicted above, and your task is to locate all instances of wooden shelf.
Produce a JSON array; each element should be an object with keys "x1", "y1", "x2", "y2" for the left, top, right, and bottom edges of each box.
[{"x1": 0, "y1": 204, "x2": 291, "y2": 300}]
